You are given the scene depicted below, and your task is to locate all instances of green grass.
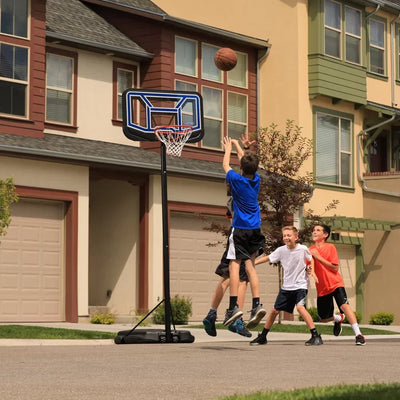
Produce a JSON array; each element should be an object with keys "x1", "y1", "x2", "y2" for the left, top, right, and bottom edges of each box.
[
  {"x1": 187, "y1": 323, "x2": 397, "y2": 336},
  {"x1": 217, "y1": 383, "x2": 400, "y2": 399},
  {"x1": 0, "y1": 325, "x2": 116, "y2": 339}
]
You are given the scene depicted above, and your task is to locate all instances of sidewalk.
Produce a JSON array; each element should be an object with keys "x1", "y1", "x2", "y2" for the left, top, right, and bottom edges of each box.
[{"x1": 1, "y1": 320, "x2": 400, "y2": 346}]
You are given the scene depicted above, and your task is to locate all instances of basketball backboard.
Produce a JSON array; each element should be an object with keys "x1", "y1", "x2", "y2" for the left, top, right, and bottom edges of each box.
[{"x1": 122, "y1": 89, "x2": 204, "y2": 143}]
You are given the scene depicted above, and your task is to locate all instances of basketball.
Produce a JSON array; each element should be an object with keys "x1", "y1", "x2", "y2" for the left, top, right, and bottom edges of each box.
[{"x1": 214, "y1": 48, "x2": 237, "y2": 71}]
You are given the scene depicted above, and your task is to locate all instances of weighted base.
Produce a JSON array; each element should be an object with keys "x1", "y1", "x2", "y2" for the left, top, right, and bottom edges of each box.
[{"x1": 114, "y1": 329, "x2": 195, "y2": 344}]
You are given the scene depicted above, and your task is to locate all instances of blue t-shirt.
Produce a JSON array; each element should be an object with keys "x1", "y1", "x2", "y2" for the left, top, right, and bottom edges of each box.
[{"x1": 226, "y1": 169, "x2": 261, "y2": 229}]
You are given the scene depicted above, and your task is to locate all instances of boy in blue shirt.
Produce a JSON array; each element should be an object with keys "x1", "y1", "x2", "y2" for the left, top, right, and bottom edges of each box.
[{"x1": 222, "y1": 136, "x2": 266, "y2": 329}]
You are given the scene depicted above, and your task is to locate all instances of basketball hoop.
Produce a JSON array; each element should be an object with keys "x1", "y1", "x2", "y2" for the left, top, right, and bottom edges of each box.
[{"x1": 154, "y1": 125, "x2": 193, "y2": 157}]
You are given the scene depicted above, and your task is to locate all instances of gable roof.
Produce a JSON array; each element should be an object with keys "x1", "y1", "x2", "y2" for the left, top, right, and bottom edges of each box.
[{"x1": 46, "y1": 0, "x2": 153, "y2": 60}]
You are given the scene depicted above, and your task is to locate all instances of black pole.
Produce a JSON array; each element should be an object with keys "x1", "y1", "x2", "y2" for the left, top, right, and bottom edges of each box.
[{"x1": 160, "y1": 142, "x2": 173, "y2": 343}]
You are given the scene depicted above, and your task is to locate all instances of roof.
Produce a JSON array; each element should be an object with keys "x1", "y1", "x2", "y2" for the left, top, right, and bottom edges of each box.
[
  {"x1": 46, "y1": 0, "x2": 153, "y2": 60},
  {"x1": 0, "y1": 133, "x2": 225, "y2": 180}
]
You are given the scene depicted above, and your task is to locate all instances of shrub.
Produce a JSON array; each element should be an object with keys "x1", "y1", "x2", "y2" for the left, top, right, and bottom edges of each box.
[
  {"x1": 343, "y1": 311, "x2": 362, "y2": 324},
  {"x1": 131, "y1": 310, "x2": 150, "y2": 327},
  {"x1": 90, "y1": 312, "x2": 115, "y2": 325},
  {"x1": 152, "y1": 295, "x2": 192, "y2": 325},
  {"x1": 298, "y1": 307, "x2": 319, "y2": 322},
  {"x1": 369, "y1": 312, "x2": 394, "y2": 326}
]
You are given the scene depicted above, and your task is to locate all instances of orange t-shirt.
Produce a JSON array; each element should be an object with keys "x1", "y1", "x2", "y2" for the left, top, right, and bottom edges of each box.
[{"x1": 309, "y1": 242, "x2": 343, "y2": 297}]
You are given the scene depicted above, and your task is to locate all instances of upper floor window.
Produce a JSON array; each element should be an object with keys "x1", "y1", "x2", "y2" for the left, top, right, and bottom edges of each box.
[
  {"x1": 369, "y1": 18, "x2": 385, "y2": 75},
  {"x1": 0, "y1": 42, "x2": 28, "y2": 117},
  {"x1": 175, "y1": 36, "x2": 248, "y2": 150},
  {"x1": 0, "y1": 0, "x2": 28, "y2": 38},
  {"x1": 46, "y1": 52, "x2": 74, "y2": 125},
  {"x1": 112, "y1": 62, "x2": 136, "y2": 123},
  {"x1": 324, "y1": 0, "x2": 362, "y2": 65},
  {"x1": 315, "y1": 110, "x2": 352, "y2": 187}
]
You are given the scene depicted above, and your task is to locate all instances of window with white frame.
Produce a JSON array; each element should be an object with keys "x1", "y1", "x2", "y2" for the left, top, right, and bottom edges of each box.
[
  {"x1": 46, "y1": 52, "x2": 73, "y2": 124},
  {"x1": 0, "y1": 42, "x2": 28, "y2": 116},
  {"x1": 316, "y1": 111, "x2": 352, "y2": 187},
  {"x1": 117, "y1": 68, "x2": 133, "y2": 120},
  {"x1": 0, "y1": 0, "x2": 28, "y2": 38},
  {"x1": 175, "y1": 37, "x2": 197, "y2": 76},
  {"x1": 345, "y1": 6, "x2": 361, "y2": 64},
  {"x1": 202, "y1": 86, "x2": 222, "y2": 148},
  {"x1": 175, "y1": 36, "x2": 249, "y2": 150},
  {"x1": 175, "y1": 80, "x2": 197, "y2": 126},
  {"x1": 369, "y1": 18, "x2": 385, "y2": 75}
]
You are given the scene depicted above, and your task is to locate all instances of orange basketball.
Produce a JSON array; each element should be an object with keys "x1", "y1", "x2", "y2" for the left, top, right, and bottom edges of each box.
[{"x1": 214, "y1": 48, "x2": 238, "y2": 71}]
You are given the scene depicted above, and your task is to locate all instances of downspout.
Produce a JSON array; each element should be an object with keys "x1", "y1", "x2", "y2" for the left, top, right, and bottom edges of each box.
[
  {"x1": 357, "y1": 113, "x2": 400, "y2": 198},
  {"x1": 365, "y1": 4, "x2": 380, "y2": 20},
  {"x1": 391, "y1": 14, "x2": 400, "y2": 107}
]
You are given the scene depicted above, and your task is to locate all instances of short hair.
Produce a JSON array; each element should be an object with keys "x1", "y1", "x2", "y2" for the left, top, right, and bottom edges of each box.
[
  {"x1": 315, "y1": 224, "x2": 331, "y2": 240},
  {"x1": 240, "y1": 151, "x2": 259, "y2": 175},
  {"x1": 282, "y1": 226, "x2": 298, "y2": 235}
]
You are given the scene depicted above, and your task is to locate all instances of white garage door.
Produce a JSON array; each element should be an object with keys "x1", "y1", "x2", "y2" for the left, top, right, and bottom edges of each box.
[
  {"x1": 0, "y1": 199, "x2": 65, "y2": 322},
  {"x1": 170, "y1": 212, "x2": 279, "y2": 322}
]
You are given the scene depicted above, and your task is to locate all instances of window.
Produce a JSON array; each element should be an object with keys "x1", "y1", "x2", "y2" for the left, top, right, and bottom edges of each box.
[
  {"x1": 46, "y1": 52, "x2": 73, "y2": 124},
  {"x1": 324, "y1": 0, "x2": 362, "y2": 65},
  {"x1": 0, "y1": 42, "x2": 28, "y2": 116},
  {"x1": 345, "y1": 6, "x2": 361, "y2": 64},
  {"x1": 176, "y1": 80, "x2": 197, "y2": 126},
  {"x1": 117, "y1": 69, "x2": 133, "y2": 120},
  {"x1": 175, "y1": 36, "x2": 249, "y2": 150},
  {"x1": 325, "y1": 0, "x2": 341, "y2": 58},
  {"x1": 316, "y1": 111, "x2": 352, "y2": 187},
  {"x1": 202, "y1": 86, "x2": 222, "y2": 148},
  {"x1": 175, "y1": 37, "x2": 196, "y2": 76},
  {"x1": 0, "y1": 0, "x2": 28, "y2": 38},
  {"x1": 369, "y1": 18, "x2": 385, "y2": 75},
  {"x1": 112, "y1": 62, "x2": 136, "y2": 123}
]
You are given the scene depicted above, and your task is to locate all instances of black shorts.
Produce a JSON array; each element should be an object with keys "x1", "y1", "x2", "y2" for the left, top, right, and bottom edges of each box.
[
  {"x1": 317, "y1": 287, "x2": 349, "y2": 320},
  {"x1": 226, "y1": 227, "x2": 265, "y2": 260},
  {"x1": 215, "y1": 250, "x2": 248, "y2": 282},
  {"x1": 273, "y1": 289, "x2": 308, "y2": 314}
]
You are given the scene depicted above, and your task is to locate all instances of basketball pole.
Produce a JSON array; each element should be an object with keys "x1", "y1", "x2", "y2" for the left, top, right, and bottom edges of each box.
[{"x1": 160, "y1": 141, "x2": 173, "y2": 343}]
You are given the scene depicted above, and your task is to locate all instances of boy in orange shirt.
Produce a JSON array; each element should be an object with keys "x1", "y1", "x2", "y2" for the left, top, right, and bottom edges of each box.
[{"x1": 309, "y1": 224, "x2": 365, "y2": 345}]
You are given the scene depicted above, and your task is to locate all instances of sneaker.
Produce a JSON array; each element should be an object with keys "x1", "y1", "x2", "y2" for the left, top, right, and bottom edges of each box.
[
  {"x1": 333, "y1": 313, "x2": 344, "y2": 337},
  {"x1": 249, "y1": 333, "x2": 267, "y2": 346},
  {"x1": 202, "y1": 310, "x2": 217, "y2": 337},
  {"x1": 246, "y1": 304, "x2": 267, "y2": 329},
  {"x1": 305, "y1": 334, "x2": 323, "y2": 346},
  {"x1": 355, "y1": 334, "x2": 366, "y2": 346},
  {"x1": 223, "y1": 306, "x2": 243, "y2": 326},
  {"x1": 229, "y1": 318, "x2": 252, "y2": 338}
]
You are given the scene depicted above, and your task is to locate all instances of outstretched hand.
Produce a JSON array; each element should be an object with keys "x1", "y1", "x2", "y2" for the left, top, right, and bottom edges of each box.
[{"x1": 240, "y1": 133, "x2": 256, "y2": 149}]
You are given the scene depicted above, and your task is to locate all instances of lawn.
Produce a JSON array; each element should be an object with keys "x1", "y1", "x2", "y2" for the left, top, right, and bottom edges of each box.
[
  {"x1": 217, "y1": 383, "x2": 400, "y2": 400},
  {"x1": 0, "y1": 324, "x2": 116, "y2": 339}
]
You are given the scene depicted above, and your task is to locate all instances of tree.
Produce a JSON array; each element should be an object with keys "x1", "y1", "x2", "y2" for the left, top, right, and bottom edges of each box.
[{"x1": 0, "y1": 177, "x2": 18, "y2": 239}]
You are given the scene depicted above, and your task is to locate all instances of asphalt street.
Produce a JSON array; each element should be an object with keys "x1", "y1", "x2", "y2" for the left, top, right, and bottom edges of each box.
[{"x1": 0, "y1": 323, "x2": 400, "y2": 399}]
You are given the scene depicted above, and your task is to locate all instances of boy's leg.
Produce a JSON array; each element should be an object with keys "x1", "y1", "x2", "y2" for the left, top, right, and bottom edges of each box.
[
  {"x1": 203, "y1": 277, "x2": 229, "y2": 337},
  {"x1": 249, "y1": 309, "x2": 279, "y2": 346},
  {"x1": 245, "y1": 256, "x2": 266, "y2": 329},
  {"x1": 223, "y1": 260, "x2": 243, "y2": 325},
  {"x1": 228, "y1": 281, "x2": 252, "y2": 337},
  {"x1": 297, "y1": 304, "x2": 323, "y2": 346}
]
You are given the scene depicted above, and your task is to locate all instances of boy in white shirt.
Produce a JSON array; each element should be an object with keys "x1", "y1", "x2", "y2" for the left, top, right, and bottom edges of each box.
[{"x1": 250, "y1": 226, "x2": 322, "y2": 346}]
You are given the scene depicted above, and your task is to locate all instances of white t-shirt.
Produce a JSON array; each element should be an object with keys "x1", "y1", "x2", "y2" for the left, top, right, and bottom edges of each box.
[{"x1": 268, "y1": 244, "x2": 312, "y2": 290}]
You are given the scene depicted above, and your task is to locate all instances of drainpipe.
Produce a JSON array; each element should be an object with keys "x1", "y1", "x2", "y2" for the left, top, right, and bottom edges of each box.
[
  {"x1": 256, "y1": 46, "x2": 271, "y2": 137},
  {"x1": 365, "y1": 4, "x2": 380, "y2": 20},
  {"x1": 391, "y1": 14, "x2": 400, "y2": 107},
  {"x1": 357, "y1": 113, "x2": 400, "y2": 198}
]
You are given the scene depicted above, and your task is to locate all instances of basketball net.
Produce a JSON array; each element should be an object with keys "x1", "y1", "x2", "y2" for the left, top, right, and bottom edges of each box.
[{"x1": 154, "y1": 125, "x2": 193, "y2": 157}]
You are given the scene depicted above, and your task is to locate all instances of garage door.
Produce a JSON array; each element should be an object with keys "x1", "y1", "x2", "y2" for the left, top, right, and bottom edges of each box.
[
  {"x1": 170, "y1": 212, "x2": 279, "y2": 322},
  {"x1": 0, "y1": 199, "x2": 65, "y2": 322}
]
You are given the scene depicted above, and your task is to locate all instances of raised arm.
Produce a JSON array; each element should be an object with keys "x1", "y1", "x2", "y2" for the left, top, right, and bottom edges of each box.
[
  {"x1": 222, "y1": 136, "x2": 233, "y2": 173},
  {"x1": 255, "y1": 255, "x2": 269, "y2": 265}
]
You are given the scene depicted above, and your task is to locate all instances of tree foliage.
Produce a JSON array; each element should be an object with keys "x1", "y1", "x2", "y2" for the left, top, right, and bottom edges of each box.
[
  {"x1": 0, "y1": 177, "x2": 18, "y2": 239},
  {"x1": 257, "y1": 121, "x2": 314, "y2": 253}
]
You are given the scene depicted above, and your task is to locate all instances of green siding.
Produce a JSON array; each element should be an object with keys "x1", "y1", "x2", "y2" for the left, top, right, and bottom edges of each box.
[{"x1": 309, "y1": 54, "x2": 367, "y2": 104}]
